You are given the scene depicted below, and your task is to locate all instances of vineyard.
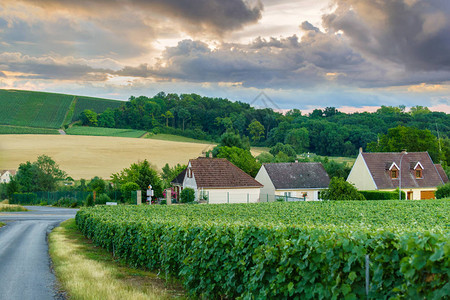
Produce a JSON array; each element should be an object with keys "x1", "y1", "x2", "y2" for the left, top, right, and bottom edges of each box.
[
  {"x1": 0, "y1": 90, "x2": 74, "y2": 128},
  {"x1": 66, "y1": 126, "x2": 146, "y2": 138},
  {"x1": 0, "y1": 125, "x2": 59, "y2": 134},
  {"x1": 76, "y1": 200, "x2": 449, "y2": 299},
  {"x1": 71, "y1": 96, "x2": 123, "y2": 122}
]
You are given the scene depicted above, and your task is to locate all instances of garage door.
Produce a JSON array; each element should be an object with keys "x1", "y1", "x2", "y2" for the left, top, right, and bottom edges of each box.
[{"x1": 420, "y1": 191, "x2": 435, "y2": 200}]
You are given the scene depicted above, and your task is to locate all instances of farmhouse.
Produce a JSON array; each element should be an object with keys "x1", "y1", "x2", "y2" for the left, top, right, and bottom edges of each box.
[
  {"x1": 255, "y1": 162, "x2": 330, "y2": 201},
  {"x1": 0, "y1": 170, "x2": 16, "y2": 183},
  {"x1": 172, "y1": 157, "x2": 263, "y2": 203},
  {"x1": 347, "y1": 150, "x2": 448, "y2": 200}
]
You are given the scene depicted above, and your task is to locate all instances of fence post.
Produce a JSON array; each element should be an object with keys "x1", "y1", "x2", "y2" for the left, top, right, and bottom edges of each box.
[
  {"x1": 267, "y1": 194, "x2": 269, "y2": 202},
  {"x1": 227, "y1": 192, "x2": 229, "y2": 204},
  {"x1": 247, "y1": 193, "x2": 249, "y2": 204}
]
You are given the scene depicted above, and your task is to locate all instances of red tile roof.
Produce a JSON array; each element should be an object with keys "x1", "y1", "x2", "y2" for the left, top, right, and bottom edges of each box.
[
  {"x1": 361, "y1": 152, "x2": 445, "y2": 189},
  {"x1": 189, "y1": 157, "x2": 263, "y2": 188}
]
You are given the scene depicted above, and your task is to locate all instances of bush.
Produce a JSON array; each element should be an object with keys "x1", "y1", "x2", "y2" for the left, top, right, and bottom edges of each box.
[
  {"x1": 436, "y1": 182, "x2": 450, "y2": 199},
  {"x1": 95, "y1": 194, "x2": 111, "y2": 205},
  {"x1": 321, "y1": 177, "x2": 365, "y2": 200},
  {"x1": 180, "y1": 188, "x2": 195, "y2": 203},
  {"x1": 85, "y1": 194, "x2": 94, "y2": 207},
  {"x1": 55, "y1": 197, "x2": 82, "y2": 208},
  {"x1": 360, "y1": 190, "x2": 405, "y2": 200}
]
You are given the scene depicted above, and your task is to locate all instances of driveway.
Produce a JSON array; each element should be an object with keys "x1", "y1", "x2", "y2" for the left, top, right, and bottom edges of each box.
[{"x1": 0, "y1": 206, "x2": 77, "y2": 300}]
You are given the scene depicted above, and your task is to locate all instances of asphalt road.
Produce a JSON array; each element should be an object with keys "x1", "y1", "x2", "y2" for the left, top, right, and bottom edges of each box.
[{"x1": 0, "y1": 206, "x2": 77, "y2": 300}]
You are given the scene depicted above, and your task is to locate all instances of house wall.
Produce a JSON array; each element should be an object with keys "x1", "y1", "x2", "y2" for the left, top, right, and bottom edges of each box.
[
  {"x1": 1, "y1": 171, "x2": 12, "y2": 183},
  {"x1": 202, "y1": 188, "x2": 261, "y2": 204},
  {"x1": 274, "y1": 189, "x2": 324, "y2": 201},
  {"x1": 255, "y1": 166, "x2": 275, "y2": 197},
  {"x1": 347, "y1": 153, "x2": 377, "y2": 190},
  {"x1": 380, "y1": 187, "x2": 437, "y2": 200},
  {"x1": 183, "y1": 163, "x2": 199, "y2": 200}
]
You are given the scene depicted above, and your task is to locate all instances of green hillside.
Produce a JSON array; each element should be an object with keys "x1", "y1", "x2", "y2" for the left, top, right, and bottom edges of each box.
[
  {"x1": 0, "y1": 89, "x2": 123, "y2": 130},
  {"x1": 66, "y1": 126, "x2": 146, "y2": 138},
  {"x1": 71, "y1": 96, "x2": 123, "y2": 122}
]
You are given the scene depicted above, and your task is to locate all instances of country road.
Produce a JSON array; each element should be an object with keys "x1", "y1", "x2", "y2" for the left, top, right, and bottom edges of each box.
[{"x1": 0, "y1": 206, "x2": 77, "y2": 300}]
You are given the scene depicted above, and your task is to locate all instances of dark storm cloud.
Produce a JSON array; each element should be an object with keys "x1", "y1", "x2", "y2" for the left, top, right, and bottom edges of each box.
[
  {"x1": 116, "y1": 0, "x2": 450, "y2": 89},
  {"x1": 11, "y1": 0, "x2": 263, "y2": 34},
  {"x1": 323, "y1": 0, "x2": 450, "y2": 71}
]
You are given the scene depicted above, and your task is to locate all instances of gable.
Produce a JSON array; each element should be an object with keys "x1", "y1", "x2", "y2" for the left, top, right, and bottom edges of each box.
[{"x1": 347, "y1": 153, "x2": 377, "y2": 190}]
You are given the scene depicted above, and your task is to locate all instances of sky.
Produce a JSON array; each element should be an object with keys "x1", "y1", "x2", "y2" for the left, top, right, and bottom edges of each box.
[{"x1": 0, "y1": 0, "x2": 449, "y2": 113}]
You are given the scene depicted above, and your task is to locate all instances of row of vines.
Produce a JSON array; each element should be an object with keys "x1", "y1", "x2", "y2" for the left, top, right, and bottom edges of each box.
[{"x1": 76, "y1": 200, "x2": 449, "y2": 299}]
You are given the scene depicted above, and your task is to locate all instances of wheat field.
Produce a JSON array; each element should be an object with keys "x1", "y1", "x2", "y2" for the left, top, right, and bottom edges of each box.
[{"x1": 0, "y1": 135, "x2": 216, "y2": 179}]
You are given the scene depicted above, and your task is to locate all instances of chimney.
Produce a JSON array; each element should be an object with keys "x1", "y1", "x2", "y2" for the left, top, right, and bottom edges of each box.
[
  {"x1": 359, "y1": 147, "x2": 363, "y2": 153},
  {"x1": 295, "y1": 159, "x2": 298, "y2": 163}
]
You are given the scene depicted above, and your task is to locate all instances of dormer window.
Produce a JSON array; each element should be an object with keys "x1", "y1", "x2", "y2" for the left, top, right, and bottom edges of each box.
[
  {"x1": 415, "y1": 169, "x2": 422, "y2": 178},
  {"x1": 412, "y1": 162, "x2": 423, "y2": 179},
  {"x1": 390, "y1": 169, "x2": 398, "y2": 179}
]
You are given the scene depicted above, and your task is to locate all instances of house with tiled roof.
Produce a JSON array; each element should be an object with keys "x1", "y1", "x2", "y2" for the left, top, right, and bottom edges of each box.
[
  {"x1": 347, "y1": 150, "x2": 448, "y2": 200},
  {"x1": 173, "y1": 157, "x2": 263, "y2": 204},
  {"x1": 0, "y1": 170, "x2": 16, "y2": 183},
  {"x1": 255, "y1": 162, "x2": 330, "y2": 201}
]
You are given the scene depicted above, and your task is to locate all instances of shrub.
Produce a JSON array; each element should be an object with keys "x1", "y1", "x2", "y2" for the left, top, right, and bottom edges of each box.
[
  {"x1": 85, "y1": 194, "x2": 94, "y2": 207},
  {"x1": 436, "y1": 182, "x2": 450, "y2": 199},
  {"x1": 321, "y1": 177, "x2": 365, "y2": 200},
  {"x1": 95, "y1": 194, "x2": 111, "y2": 205},
  {"x1": 180, "y1": 188, "x2": 195, "y2": 203},
  {"x1": 360, "y1": 190, "x2": 405, "y2": 200}
]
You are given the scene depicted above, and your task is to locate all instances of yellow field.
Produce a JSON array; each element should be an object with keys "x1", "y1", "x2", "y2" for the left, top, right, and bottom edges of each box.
[{"x1": 0, "y1": 135, "x2": 216, "y2": 179}]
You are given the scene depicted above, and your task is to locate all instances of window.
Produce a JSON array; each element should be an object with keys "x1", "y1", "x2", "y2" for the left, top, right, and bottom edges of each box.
[
  {"x1": 187, "y1": 168, "x2": 192, "y2": 178},
  {"x1": 415, "y1": 169, "x2": 422, "y2": 178},
  {"x1": 390, "y1": 169, "x2": 398, "y2": 179}
]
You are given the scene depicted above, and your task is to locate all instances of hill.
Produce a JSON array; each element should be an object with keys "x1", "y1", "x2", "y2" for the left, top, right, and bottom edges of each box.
[{"x1": 0, "y1": 89, "x2": 123, "y2": 129}]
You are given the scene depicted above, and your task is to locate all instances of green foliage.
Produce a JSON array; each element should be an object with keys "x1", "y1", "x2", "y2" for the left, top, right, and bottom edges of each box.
[
  {"x1": 161, "y1": 163, "x2": 186, "y2": 186},
  {"x1": 435, "y1": 183, "x2": 450, "y2": 199},
  {"x1": 321, "y1": 177, "x2": 365, "y2": 200},
  {"x1": 120, "y1": 182, "x2": 140, "y2": 195},
  {"x1": 215, "y1": 146, "x2": 261, "y2": 177},
  {"x1": 218, "y1": 131, "x2": 250, "y2": 150},
  {"x1": 54, "y1": 197, "x2": 83, "y2": 208},
  {"x1": 180, "y1": 188, "x2": 195, "y2": 203},
  {"x1": 0, "y1": 125, "x2": 59, "y2": 134},
  {"x1": 269, "y1": 143, "x2": 297, "y2": 162},
  {"x1": 95, "y1": 193, "x2": 112, "y2": 205},
  {"x1": 76, "y1": 200, "x2": 450, "y2": 299},
  {"x1": 0, "y1": 89, "x2": 74, "y2": 128},
  {"x1": 79, "y1": 109, "x2": 98, "y2": 126},
  {"x1": 285, "y1": 128, "x2": 309, "y2": 153},
  {"x1": 66, "y1": 126, "x2": 146, "y2": 138},
  {"x1": 367, "y1": 126, "x2": 441, "y2": 162},
  {"x1": 248, "y1": 119, "x2": 265, "y2": 143},
  {"x1": 313, "y1": 156, "x2": 352, "y2": 179},
  {"x1": 71, "y1": 96, "x2": 123, "y2": 123},
  {"x1": 112, "y1": 160, "x2": 163, "y2": 197},
  {"x1": 13, "y1": 155, "x2": 67, "y2": 192},
  {"x1": 88, "y1": 177, "x2": 106, "y2": 193},
  {"x1": 360, "y1": 190, "x2": 405, "y2": 200},
  {"x1": 97, "y1": 108, "x2": 116, "y2": 128},
  {"x1": 256, "y1": 152, "x2": 275, "y2": 164},
  {"x1": 85, "y1": 194, "x2": 94, "y2": 207}
]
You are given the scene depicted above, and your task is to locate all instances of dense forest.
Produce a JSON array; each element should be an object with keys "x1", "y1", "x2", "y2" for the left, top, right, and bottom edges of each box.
[{"x1": 78, "y1": 92, "x2": 450, "y2": 168}]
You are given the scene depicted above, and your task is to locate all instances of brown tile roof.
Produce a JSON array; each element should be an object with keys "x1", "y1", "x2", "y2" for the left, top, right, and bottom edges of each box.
[
  {"x1": 189, "y1": 157, "x2": 263, "y2": 188},
  {"x1": 171, "y1": 168, "x2": 186, "y2": 186},
  {"x1": 361, "y1": 152, "x2": 445, "y2": 189},
  {"x1": 263, "y1": 162, "x2": 330, "y2": 189},
  {"x1": 435, "y1": 164, "x2": 449, "y2": 184},
  {"x1": 0, "y1": 170, "x2": 16, "y2": 176}
]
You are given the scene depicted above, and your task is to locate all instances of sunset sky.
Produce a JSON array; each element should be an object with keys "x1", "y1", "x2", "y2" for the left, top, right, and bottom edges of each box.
[{"x1": 0, "y1": 0, "x2": 449, "y2": 112}]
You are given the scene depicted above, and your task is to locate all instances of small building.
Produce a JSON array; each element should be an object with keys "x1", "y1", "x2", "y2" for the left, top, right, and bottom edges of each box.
[
  {"x1": 347, "y1": 150, "x2": 448, "y2": 200},
  {"x1": 173, "y1": 157, "x2": 263, "y2": 204},
  {"x1": 0, "y1": 170, "x2": 16, "y2": 184},
  {"x1": 255, "y1": 162, "x2": 330, "y2": 201}
]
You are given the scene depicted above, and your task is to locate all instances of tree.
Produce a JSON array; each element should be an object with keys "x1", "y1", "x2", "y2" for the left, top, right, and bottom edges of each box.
[
  {"x1": 176, "y1": 107, "x2": 190, "y2": 131},
  {"x1": 79, "y1": 109, "x2": 98, "y2": 126},
  {"x1": 256, "y1": 152, "x2": 275, "y2": 164},
  {"x1": 161, "y1": 110, "x2": 174, "y2": 127},
  {"x1": 436, "y1": 183, "x2": 450, "y2": 199},
  {"x1": 248, "y1": 119, "x2": 265, "y2": 143},
  {"x1": 180, "y1": 188, "x2": 195, "y2": 203},
  {"x1": 215, "y1": 146, "x2": 261, "y2": 177},
  {"x1": 367, "y1": 126, "x2": 441, "y2": 162},
  {"x1": 111, "y1": 160, "x2": 163, "y2": 197},
  {"x1": 321, "y1": 177, "x2": 365, "y2": 200},
  {"x1": 120, "y1": 182, "x2": 140, "y2": 200},
  {"x1": 88, "y1": 177, "x2": 106, "y2": 194},
  {"x1": 161, "y1": 163, "x2": 186, "y2": 186},
  {"x1": 284, "y1": 128, "x2": 309, "y2": 153},
  {"x1": 269, "y1": 143, "x2": 297, "y2": 161},
  {"x1": 98, "y1": 108, "x2": 116, "y2": 128},
  {"x1": 410, "y1": 105, "x2": 430, "y2": 117},
  {"x1": 14, "y1": 155, "x2": 67, "y2": 192}
]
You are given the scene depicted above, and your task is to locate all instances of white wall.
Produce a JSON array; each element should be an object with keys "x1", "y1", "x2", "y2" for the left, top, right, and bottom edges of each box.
[
  {"x1": 274, "y1": 189, "x2": 324, "y2": 201},
  {"x1": 203, "y1": 188, "x2": 261, "y2": 204},
  {"x1": 255, "y1": 166, "x2": 275, "y2": 197},
  {"x1": 347, "y1": 153, "x2": 377, "y2": 190}
]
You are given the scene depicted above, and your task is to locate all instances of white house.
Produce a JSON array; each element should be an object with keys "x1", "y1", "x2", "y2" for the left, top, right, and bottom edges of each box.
[
  {"x1": 173, "y1": 157, "x2": 263, "y2": 204},
  {"x1": 347, "y1": 150, "x2": 448, "y2": 200},
  {"x1": 0, "y1": 170, "x2": 16, "y2": 184},
  {"x1": 255, "y1": 162, "x2": 330, "y2": 201}
]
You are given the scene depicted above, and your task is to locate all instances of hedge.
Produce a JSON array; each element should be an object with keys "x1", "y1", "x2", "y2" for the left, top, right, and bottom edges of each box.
[
  {"x1": 360, "y1": 190, "x2": 405, "y2": 200},
  {"x1": 75, "y1": 201, "x2": 449, "y2": 299}
]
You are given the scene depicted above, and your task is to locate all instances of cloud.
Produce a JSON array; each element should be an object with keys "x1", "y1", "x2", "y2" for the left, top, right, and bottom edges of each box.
[
  {"x1": 8, "y1": 0, "x2": 263, "y2": 35},
  {"x1": 322, "y1": 0, "x2": 450, "y2": 71}
]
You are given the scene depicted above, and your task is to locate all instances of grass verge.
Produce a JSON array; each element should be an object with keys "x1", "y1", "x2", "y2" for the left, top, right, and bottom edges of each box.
[
  {"x1": 0, "y1": 222, "x2": 5, "y2": 228},
  {"x1": 146, "y1": 133, "x2": 214, "y2": 144},
  {"x1": 0, "y1": 204, "x2": 28, "y2": 212},
  {"x1": 49, "y1": 219, "x2": 186, "y2": 300}
]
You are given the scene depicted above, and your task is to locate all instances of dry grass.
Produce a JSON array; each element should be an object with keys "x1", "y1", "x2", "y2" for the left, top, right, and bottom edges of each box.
[
  {"x1": 49, "y1": 219, "x2": 185, "y2": 300},
  {"x1": 0, "y1": 134, "x2": 214, "y2": 179},
  {"x1": 0, "y1": 203, "x2": 28, "y2": 212}
]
